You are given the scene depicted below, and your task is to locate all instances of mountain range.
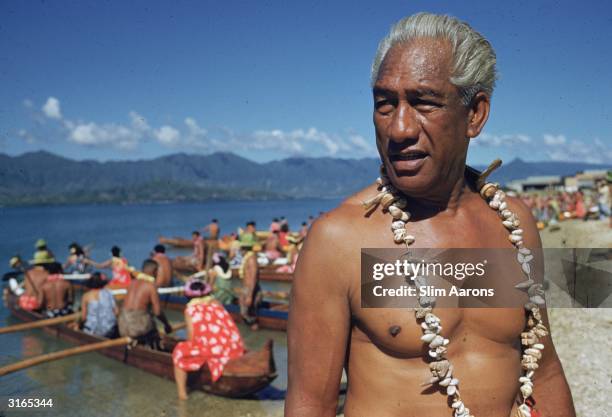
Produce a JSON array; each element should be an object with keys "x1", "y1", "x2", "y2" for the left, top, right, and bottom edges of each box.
[{"x1": 0, "y1": 151, "x2": 609, "y2": 206}]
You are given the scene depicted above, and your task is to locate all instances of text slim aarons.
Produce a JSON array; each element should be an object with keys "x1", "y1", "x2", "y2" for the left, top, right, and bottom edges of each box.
[{"x1": 371, "y1": 259, "x2": 495, "y2": 298}]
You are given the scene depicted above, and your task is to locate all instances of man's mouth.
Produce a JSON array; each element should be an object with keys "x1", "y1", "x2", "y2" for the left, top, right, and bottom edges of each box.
[
  {"x1": 388, "y1": 150, "x2": 429, "y2": 172},
  {"x1": 389, "y1": 150, "x2": 429, "y2": 161}
]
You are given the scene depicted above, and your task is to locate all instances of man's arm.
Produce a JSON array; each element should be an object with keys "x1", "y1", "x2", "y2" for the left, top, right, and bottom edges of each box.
[
  {"x1": 508, "y1": 197, "x2": 576, "y2": 416},
  {"x1": 285, "y1": 216, "x2": 351, "y2": 417}
]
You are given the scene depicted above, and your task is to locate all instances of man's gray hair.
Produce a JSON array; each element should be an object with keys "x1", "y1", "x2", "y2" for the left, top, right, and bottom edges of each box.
[{"x1": 371, "y1": 13, "x2": 497, "y2": 105}]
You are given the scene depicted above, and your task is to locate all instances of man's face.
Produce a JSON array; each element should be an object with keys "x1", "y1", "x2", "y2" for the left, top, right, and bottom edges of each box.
[{"x1": 373, "y1": 38, "x2": 471, "y2": 196}]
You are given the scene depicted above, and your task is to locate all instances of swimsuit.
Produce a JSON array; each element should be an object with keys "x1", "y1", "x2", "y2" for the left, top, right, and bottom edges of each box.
[{"x1": 19, "y1": 294, "x2": 40, "y2": 311}]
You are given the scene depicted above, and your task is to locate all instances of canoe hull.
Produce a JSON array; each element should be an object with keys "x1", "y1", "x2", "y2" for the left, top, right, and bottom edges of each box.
[{"x1": 6, "y1": 296, "x2": 277, "y2": 398}]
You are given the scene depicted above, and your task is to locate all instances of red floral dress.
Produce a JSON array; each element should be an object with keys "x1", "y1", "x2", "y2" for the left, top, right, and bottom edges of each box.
[{"x1": 172, "y1": 299, "x2": 244, "y2": 381}]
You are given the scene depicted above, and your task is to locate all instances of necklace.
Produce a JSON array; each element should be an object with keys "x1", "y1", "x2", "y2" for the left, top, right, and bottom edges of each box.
[{"x1": 363, "y1": 161, "x2": 547, "y2": 417}]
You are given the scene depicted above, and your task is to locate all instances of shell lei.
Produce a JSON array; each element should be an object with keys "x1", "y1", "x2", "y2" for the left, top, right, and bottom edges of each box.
[{"x1": 364, "y1": 164, "x2": 548, "y2": 417}]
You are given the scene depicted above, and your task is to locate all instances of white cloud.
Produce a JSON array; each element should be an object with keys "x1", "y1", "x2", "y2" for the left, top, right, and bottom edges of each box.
[
  {"x1": 17, "y1": 129, "x2": 37, "y2": 144},
  {"x1": 154, "y1": 125, "x2": 181, "y2": 146},
  {"x1": 42, "y1": 97, "x2": 62, "y2": 119},
  {"x1": 543, "y1": 136, "x2": 612, "y2": 164},
  {"x1": 473, "y1": 133, "x2": 531, "y2": 147},
  {"x1": 129, "y1": 111, "x2": 150, "y2": 132},
  {"x1": 68, "y1": 122, "x2": 141, "y2": 150},
  {"x1": 543, "y1": 134, "x2": 566, "y2": 145},
  {"x1": 19, "y1": 97, "x2": 377, "y2": 158}
]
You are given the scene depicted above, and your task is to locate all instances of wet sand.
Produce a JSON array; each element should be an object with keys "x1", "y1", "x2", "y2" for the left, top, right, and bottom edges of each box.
[{"x1": 541, "y1": 219, "x2": 612, "y2": 417}]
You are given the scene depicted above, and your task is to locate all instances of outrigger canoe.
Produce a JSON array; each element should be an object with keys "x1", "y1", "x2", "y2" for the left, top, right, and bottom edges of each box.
[
  {"x1": 159, "y1": 295, "x2": 289, "y2": 332},
  {"x1": 172, "y1": 263, "x2": 293, "y2": 283},
  {"x1": 67, "y1": 282, "x2": 290, "y2": 332},
  {"x1": 5, "y1": 294, "x2": 277, "y2": 397}
]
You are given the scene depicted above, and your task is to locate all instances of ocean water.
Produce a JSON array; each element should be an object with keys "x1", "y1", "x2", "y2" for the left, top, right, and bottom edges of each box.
[
  {"x1": 0, "y1": 198, "x2": 342, "y2": 417},
  {"x1": 0, "y1": 199, "x2": 341, "y2": 267}
]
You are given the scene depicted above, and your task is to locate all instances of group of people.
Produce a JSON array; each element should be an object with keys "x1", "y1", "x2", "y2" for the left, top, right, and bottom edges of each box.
[
  {"x1": 3, "y1": 239, "x2": 248, "y2": 400},
  {"x1": 518, "y1": 181, "x2": 611, "y2": 228}
]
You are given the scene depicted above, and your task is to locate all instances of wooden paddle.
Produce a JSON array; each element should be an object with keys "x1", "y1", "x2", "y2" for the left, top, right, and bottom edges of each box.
[
  {"x1": 0, "y1": 336, "x2": 131, "y2": 377},
  {"x1": 0, "y1": 312, "x2": 80, "y2": 335}
]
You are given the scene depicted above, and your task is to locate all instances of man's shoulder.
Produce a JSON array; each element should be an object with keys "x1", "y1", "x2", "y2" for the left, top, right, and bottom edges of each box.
[{"x1": 312, "y1": 183, "x2": 378, "y2": 237}]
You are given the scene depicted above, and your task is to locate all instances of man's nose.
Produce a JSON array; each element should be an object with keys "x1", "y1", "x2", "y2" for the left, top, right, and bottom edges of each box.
[{"x1": 388, "y1": 102, "x2": 419, "y2": 143}]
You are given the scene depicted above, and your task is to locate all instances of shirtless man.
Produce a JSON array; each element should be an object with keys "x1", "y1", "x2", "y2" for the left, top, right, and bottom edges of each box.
[
  {"x1": 118, "y1": 259, "x2": 172, "y2": 348},
  {"x1": 19, "y1": 261, "x2": 49, "y2": 311},
  {"x1": 239, "y1": 246, "x2": 262, "y2": 330},
  {"x1": 38, "y1": 263, "x2": 73, "y2": 317},
  {"x1": 286, "y1": 13, "x2": 575, "y2": 417},
  {"x1": 203, "y1": 219, "x2": 220, "y2": 240},
  {"x1": 152, "y1": 244, "x2": 173, "y2": 288}
]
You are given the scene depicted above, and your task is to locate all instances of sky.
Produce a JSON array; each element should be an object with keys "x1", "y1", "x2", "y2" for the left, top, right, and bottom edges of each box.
[{"x1": 1, "y1": 0, "x2": 611, "y2": 165}]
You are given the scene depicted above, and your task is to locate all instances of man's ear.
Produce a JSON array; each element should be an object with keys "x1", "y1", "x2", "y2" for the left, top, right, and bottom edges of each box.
[{"x1": 466, "y1": 92, "x2": 490, "y2": 139}]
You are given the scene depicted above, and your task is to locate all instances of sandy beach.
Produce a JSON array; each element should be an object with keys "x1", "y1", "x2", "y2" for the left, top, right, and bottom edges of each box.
[{"x1": 542, "y1": 219, "x2": 612, "y2": 417}]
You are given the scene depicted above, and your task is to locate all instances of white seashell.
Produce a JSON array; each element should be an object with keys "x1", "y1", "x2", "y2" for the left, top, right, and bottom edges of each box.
[
  {"x1": 503, "y1": 220, "x2": 515, "y2": 229},
  {"x1": 499, "y1": 202, "x2": 507, "y2": 211},
  {"x1": 391, "y1": 220, "x2": 405, "y2": 230},
  {"x1": 526, "y1": 370, "x2": 535, "y2": 379},
  {"x1": 439, "y1": 376, "x2": 452, "y2": 387},
  {"x1": 517, "y1": 252, "x2": 525, "y2": 263},
  {"x1": 519, "y1": 247, "x2": 531, "y2": 255},
  {"x1": 443, "y1": 338, "x2": 450, "y2": 346},
  {"x1": 429, "y1": 335, "x2": 445, "y2": 348},
  {"x1": 512, "y1": 229, "x2": 524, "y2": 235},
  {"x1": 452, "y1": 400, "x2": 463, "y2": 409},
  {"x1": 400, "y1": 211, "x2": 411, "y2": 222},
  {"x1": 509, "y1": 234, "x2": 523, "y2": 243},
  {"x1": 527, "y1": 285, "x2": 544, "y2": 297},
  {"x1": 425, "y1": 313, "x2": 440, "y2": 324},
  {"x1": 403, "y1": 235, "x2": 415, "y2": 245},
  {"x1": 513, "y1": 219, "x2": 521, "y2": 228},
  {"x1": 394, "y1": 234, "x2": 405, "y2": 244},
  {"x1": 421, "y1": 322, "x2": 430, "y2": 330},
  {"x1": 525, "y1": 348, "x2": 542, "y2": 359},
  {"x1": 521, "y1": 383, "x2": 533, "y2": 398},
  {"x1": 421, "y1": 333, "x2": 436, "y2": 343},
  {"x1": 519, "y1": 376, "x2": 531, "y2": 384},
  {"x1": 489, "y1": 200, "x2": 500, "y2": 209},
  {"x1": 530, "y1": 295, "x2": 545, "y2": 305},
  {"x1": 446, "y1": 385, "x2": 457, "y2": 396},
  {"x1": 524, "y1": 254, "x2": 533, "y2": 263},
  {"x1": 522, "y1": 262, "x2": 531, "y2": 275},
  {"x1": 518, "y1": 403, "x2": 532, "y2": 417},
  {"x1": 515, "y1": 280, "x2": 534, "y2": 289},
  {"x1": 428, "y1": 350, "x2": 438, "y2": 358},
  {"x1": 449, "y1": 378, "x2": 459, "y2": 386},
  {"x1": 533, "y1": 343, "x2": 544, "y2": 350},
  {"x1": 388, "y1": 205, "x2": 403, "y2": 219},
  {"x1": 501, "y1": 209, "x2": 512, "y2": 218}
]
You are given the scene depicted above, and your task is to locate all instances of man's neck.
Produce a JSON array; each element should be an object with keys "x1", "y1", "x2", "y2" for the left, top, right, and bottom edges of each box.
[{"x1": 401, "y1": 173, "x2": 472, "y2": 219}]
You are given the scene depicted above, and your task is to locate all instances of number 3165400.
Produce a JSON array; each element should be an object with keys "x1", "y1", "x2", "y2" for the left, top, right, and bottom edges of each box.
[{"x1": 8, "y1": 398, "x2": 53, "y2": 408}]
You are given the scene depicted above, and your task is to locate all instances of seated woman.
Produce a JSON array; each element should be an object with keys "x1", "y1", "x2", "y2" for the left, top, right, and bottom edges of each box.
[
  {"x1": 80, "y1": 272, "x2": 118, "y2": 338},
  {"x1": 63, "y1": 242, "x2": 92, "y2": 274},
  {"x1": 208, "y1": 253, "x2": 234, "y2": 304},
  {"x1": 172, "y1": 280, "x2": 244, "y2": 400}
]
